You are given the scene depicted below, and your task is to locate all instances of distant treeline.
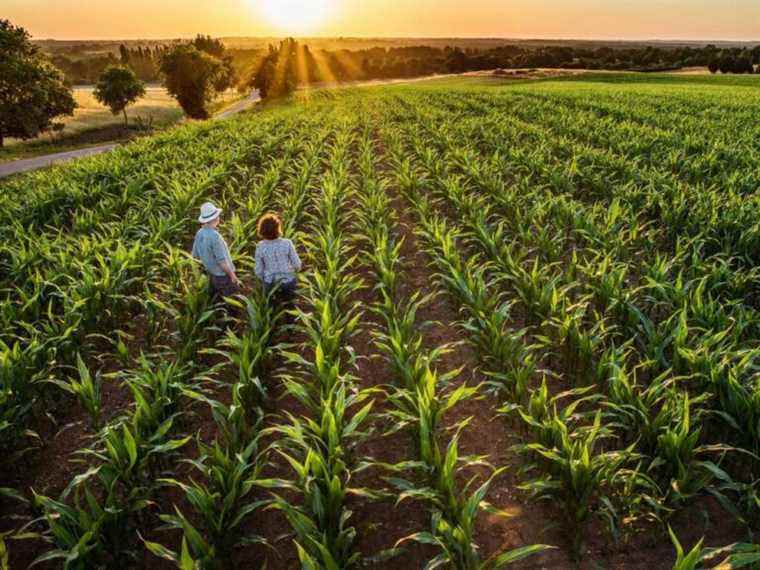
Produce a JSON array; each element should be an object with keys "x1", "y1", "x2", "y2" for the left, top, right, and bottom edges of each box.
[
  {"x1": 51, "y1": 39, "x2": 262, "y2": 86},
  {"x1": 320, "y1": 44, "x2": 760, "y2": 78},
  {"x1": 49, "y1": 40, "x2": 760, "y2": 86}
]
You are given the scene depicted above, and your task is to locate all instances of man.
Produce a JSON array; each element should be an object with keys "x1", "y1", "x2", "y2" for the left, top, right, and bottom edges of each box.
[{"x1": 191, "y1": 202, "x2": 242, "y2": 299}]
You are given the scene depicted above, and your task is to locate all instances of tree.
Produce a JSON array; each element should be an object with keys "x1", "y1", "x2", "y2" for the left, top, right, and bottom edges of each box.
[
  {"x1": 0, "y1": 19, "x2": 76, "y2": 147},
  {"x1": 93, "y1": 65, "x2": 146, "y2": 127},
  {"x1": 160, "y1": 44, "x2": 228, "y2": 119},
  {"x1": 251, "y1": 39, "x2": 300, "y2": 100},
  {"x1": 445, "y1": 48, "x2": 469, "y2": 73},
  {"x1": 735, "y1": 56, "x2": 754, "y2": 74},
  {"x1": 192, "y1": 35, "x2": 226, "y2": 58},
  {"x1": 213, "y1": 55, "x2": 236, "y2": 93},
  {"x1": 192, "y1": 35, "x2": 235, "y2": 92},
  {"x1": 718, "y1": 54, "x2": 735, "y2": 74},
  {"x1": 117, "y1": 44, "x2": 163, "y2": 83}
]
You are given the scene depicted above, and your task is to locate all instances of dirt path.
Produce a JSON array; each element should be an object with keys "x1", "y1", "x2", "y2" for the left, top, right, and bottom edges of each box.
[
  {"x1": 0, "y1": 143, "x2": 120, "y2": 178},
  {"x1": 214, "y1": 89, "x2": 262, "y2": 119}
]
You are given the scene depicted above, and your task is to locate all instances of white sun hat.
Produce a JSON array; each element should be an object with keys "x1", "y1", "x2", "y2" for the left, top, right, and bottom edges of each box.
[{"x1": 198, "y1": 202, "x2": 222, "y2": 224}]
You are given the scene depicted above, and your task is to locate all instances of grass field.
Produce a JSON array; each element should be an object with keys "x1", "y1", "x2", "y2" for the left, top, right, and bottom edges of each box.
[
  {"x1": 1, "y1": 72, "x2": 759, "y2": 569},
  {"x1": 59, "y1": 86, "x2": 182, "y2": 135}
]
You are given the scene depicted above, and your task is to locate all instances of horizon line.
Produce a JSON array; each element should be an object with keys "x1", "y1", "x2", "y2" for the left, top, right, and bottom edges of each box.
[{"x1": 32, "y1": 34, "x2": 760, "y2": 44}]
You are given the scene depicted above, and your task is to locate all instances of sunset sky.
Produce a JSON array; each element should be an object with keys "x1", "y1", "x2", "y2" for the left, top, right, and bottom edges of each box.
[{"x1": 5, "y1": 0, "x2": 759, "y2": 41}]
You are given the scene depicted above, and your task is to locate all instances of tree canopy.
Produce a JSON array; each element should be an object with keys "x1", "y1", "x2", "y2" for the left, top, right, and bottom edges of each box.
[
  {"x1": 192, "y1": 35, "x2": 226, "y2": 58},
  {"x1": 94, "y1": 65, "x2": 146, "y2": 126},
  {"x1": 251, "y1": 39, "x2": 300, "y2": 100},
  {"x1": 0, "y1": 19, "x2": 76, "y2": 146},
  {"x1": 160, "y1": 43, "x2": 235, "y2": 119}
]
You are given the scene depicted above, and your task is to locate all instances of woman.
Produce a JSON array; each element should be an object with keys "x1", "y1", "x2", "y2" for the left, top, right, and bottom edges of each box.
[{"x1": 254, "y1": 213, "x2": 302, "y2": 304}]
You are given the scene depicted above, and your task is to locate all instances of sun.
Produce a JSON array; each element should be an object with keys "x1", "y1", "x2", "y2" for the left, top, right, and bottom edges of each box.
[{"x1": 254, "y1": 0, "x2": 333, "y2": 33}]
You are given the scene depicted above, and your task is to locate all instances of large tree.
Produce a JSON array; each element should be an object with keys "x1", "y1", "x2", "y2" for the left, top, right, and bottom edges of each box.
[
  {"x1": 718, "y1": 54, "x2": 736, "y2": 74},
  {"x1": 251, "y1": 39, "x2": 300, "y2": 100},
  {"x1": 0, "y1": 19, "x2": 76, "y2": 147},
  {"x1": 193, "y1": 34, "x2": 236, "y2": 92},
  {"x1": 94, "y1": 65, "x2": 146, "y2": 127},
  {"x1": 160, "y1": 44, "x2": 233, "y2": 119}
]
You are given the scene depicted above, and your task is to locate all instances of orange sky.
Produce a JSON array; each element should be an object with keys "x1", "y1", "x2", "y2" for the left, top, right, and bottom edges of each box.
[{"x1": 5, "y1": 0, "x2": 759, "y2": 40}]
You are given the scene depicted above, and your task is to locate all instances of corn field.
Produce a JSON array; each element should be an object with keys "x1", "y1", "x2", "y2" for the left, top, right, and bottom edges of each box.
[{"x1": 1, "y1": 73, "x2": 759, "y2": 569}]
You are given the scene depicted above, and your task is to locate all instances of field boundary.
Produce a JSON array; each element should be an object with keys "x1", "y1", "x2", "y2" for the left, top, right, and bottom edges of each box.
[{"x1": 0, "y1": 91, "x2": 261, "y2": 179}]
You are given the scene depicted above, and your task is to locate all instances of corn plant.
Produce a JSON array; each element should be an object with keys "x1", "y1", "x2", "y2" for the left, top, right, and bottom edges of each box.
[
  {"x1": 158, "y1": 254, "x2": 216, "y2": 365},
  {"x1": 144, "y1": 515, "x2": 216, "y2": 569},
  {"x1": 49, "y1": 354, "x2": 103, "y2": 429},
  {"x1": 32, "y1": 486, "x2": 132, "y2": 569},
  {"x1": 398, "y1": 436, "x2": 554, "y2": 569},
  {"x1": 600, "y1": 351, "x2": 681, "y2": 456},
  {"x1": 708, "y1": 468, "x2": 760, "y2": 530},
  {"x1": 0, "y1": 338, "x2": 48, "y2": 452},
  {"x1": 667, "y1": 526, "x2": 760, "y2": 569},
  {"x1": 652, "y1": 394, "x2": 719, "y2": 507},
  {"x1": 151, "y1": 433, "x2": 271, "y2": 567},
  {"x1": 214, "y1": 294, "x2": 280, "y2": 408},
  {"x1": 511, "y1": 379, "x2": 600, "y2": 451},
  {"x1": 516, "y1": 411, "x2": 633, "y2": 559},
  {"x1": 185, "y1": 382, "x2": 261, "y2": 456},
  {"x1": 268, "y1": 383, "x2": 375, "y2": 567},
  {"x1": 63, "y1": 243, "x2": 142, "y2": 331}
]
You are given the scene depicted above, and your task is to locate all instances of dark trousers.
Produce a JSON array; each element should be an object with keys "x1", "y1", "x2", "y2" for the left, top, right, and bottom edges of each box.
[
  {"x1": 210, "y1": 274, "x2": 240, "y2": 299},
  {"x1": 264, "y1": 279, "x2": 297, "y2": 306}
]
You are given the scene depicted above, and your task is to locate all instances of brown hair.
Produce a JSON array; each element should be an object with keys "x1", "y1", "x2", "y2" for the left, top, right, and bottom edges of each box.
[{"x1": 257, "y1": 213, "x2": 282, "y2": 240}]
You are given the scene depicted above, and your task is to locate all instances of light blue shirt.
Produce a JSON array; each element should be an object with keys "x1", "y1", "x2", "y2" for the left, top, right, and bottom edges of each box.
[
  {"x1": 255, "y1": 238, "x2": 302, "y2": 285},
  {"x1": 192, "y1": 227, "x2": 234, "y2": 277}
]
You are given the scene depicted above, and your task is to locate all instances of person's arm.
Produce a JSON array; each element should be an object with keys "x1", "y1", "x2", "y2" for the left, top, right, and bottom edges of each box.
[
  {"x1": 254, "y1": 245, "x2": 265, "y2": 281},
  {"x1": 220, "y1": 261, "x2": 240, "y2": 284},
  {"x1": 191, "y1": 236, "x2": 200, "y2": 260},
  {"x1": 288, "y1": 241, "x2": 302, "y2": 272},
  {"x1": 212, "y1": 235, "x2": 241, "y2": 285}
]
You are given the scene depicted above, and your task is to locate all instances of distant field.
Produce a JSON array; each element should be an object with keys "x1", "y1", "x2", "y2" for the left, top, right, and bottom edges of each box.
[
  {"x1": 62, "y1": 86, "x2": 182, "y2": 133},
  {"x1": 1, "y1": 87, "x2": 242, "y2": 162},
  {"x1": 7, "y1": 86, "x2": 180, "y2": 146},
  {"x1": 1, "y1": 73, "x2": 759, "y2": 569}
]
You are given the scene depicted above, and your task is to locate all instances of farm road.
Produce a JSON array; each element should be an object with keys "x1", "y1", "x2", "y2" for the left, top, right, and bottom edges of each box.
[
  {"x1": 214, "y1": 89, "x2": 262, "y2": 119},
  {"x1": 0, "y1": 143, "x2": 120, "y2": 179}
]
